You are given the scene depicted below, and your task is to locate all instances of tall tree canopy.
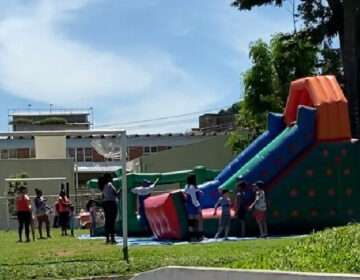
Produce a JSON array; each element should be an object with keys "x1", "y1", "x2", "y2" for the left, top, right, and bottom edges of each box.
[
  {"x1": 226, "y1": 32, "x2": 342, "y2": 153},
  {"x1": 231, "y1": 0, "x2": 360, "y2": 137}
]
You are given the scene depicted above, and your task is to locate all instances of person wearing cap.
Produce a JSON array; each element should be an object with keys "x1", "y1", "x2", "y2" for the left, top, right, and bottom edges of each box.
[
  {"x1": 131, "y1": 177, "x2": 160, "y2": 230},
  {"x1": 248, "y1": 181, "x2": 268, "y2": 238}
]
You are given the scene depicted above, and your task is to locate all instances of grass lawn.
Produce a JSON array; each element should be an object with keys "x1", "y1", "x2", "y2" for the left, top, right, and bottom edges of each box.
[
  {"x1": 2, "y1": 224, "x2": 360, "y2": 279},
  {"x1": 0, "y1": 229, "x2": 295, "y2": 280}
]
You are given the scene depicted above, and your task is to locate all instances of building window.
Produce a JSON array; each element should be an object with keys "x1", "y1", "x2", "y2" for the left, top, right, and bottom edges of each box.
[
  {"x1": 143, "y1": 146, "x2": 158, "y2": 156},
  {"x1": 30, "y1": 149, "x2": 36, "y2": 158},
  {"x1": 16, "y1": 148, "x2": 30, "y2": 159},
  {"x1": 67, "y1": 147, "x2": 94, "y2": 162},
  {"x1": 76, "y1": 148, "x2": 84, "y2": 162},
  {"x1": 1, "y1": 149, "x2": 8, "y2": 159},
  {"x1": 67, "y1": 148, "x2": 75, "y2": 159},
  {"x1": 143, "y1": 146, "x2": 150, "y2": 155},
  {"x1": 85, "y1": 148, "x2": 93, "y2": 162},
  {"x1": 9, "y1": 149, "x2": 17, "y2": 159}
]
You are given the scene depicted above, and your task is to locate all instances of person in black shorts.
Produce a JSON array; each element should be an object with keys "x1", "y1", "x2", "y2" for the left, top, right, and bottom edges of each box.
[{"x1": 235, "y1": 180, "x2": 247, "y2": 237}]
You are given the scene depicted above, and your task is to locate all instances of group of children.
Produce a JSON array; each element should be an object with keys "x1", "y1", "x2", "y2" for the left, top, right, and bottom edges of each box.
[
  {"x1": 127, "y1": 173, "x2": 268, "y2": 241},
  {"x1": 185, "y1": 174, "x2": 268, "y2": 241},
  {"x1": 15, "y1": 186, "x2": 77, "y2": 242},
  {"x1": 213, "y1": 180, "x2": 268, "y2": 239}
]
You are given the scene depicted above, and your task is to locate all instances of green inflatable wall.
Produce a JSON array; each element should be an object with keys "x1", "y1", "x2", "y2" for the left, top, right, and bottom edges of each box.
[{"x1": 265, "y1": 140, "x2": 360, "y2": 234}]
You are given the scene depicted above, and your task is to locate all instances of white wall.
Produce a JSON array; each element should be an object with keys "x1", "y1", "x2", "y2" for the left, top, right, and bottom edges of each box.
[{"x1": 35, "y1": 136, "x2": 66, "y2": 159}]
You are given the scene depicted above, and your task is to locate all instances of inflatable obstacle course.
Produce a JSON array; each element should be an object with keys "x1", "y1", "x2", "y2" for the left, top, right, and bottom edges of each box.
[
  {"x1": 87, "y1": 166, "x2": 220, "y2": 236},
  {"x1": 145, "y1": 191, "x2": 188, "y2": 239},
  {"x1": 143, "y1": 75, "x2": 359, "y2": 239},
  {"x1": 88, "y1": 75, "x2": 360, "y2": 240},
  {"x1": 266, "y1": 140, "x2": 360, "y2": 235},
  {"x1": 198, "y1": 112, "x2": 285, "y2": 208}
]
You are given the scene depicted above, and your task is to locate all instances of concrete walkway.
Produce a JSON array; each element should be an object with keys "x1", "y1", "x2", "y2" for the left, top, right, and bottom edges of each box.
[{"x1": 130, "y1": 266, "x2": 360, "y2": 280}]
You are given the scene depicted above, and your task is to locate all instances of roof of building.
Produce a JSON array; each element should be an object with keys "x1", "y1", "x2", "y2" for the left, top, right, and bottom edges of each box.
[
  {"x1": 0, "y1": 130, "x2": 228, "y2": 140},
  {"x1": 9, "y1": 109, "x2": 91, "y2": 116}
]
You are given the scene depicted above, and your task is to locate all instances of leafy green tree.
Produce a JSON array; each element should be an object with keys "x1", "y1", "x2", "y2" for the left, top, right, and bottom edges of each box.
[
  {"x1": 271, "y1": 32, "x2": 318, "y2": 102},
  {"x1": 231, "y1": 0, "x2": 360, "y2": 137},
  {"x1": 7, "y1": 171, "x2": 29, "y2": 216},
  {"x1": 227, "y1": 32, "x2": 330, "y2": 153}
]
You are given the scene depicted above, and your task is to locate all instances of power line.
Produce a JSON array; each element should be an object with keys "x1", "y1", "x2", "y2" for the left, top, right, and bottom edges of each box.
[{"x1": 95, "y1": 105, "x2": 232, "y2": 128}]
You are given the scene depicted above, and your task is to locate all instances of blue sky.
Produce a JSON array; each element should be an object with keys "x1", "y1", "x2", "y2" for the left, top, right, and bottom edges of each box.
[{"x1": 0, "y1": 0, "x2": 294, "y2": 133}]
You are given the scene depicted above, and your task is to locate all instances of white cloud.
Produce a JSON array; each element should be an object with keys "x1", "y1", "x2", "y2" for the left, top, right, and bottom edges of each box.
[
  {"x1": 207, "y1": 2, "x2": 293, "y2": 73},
  {"x1": 0, "y1": 5, "x2": 154, "y2": 103},
  {"x1": 0, "y1": 0, "x2": 288, "y2": 133},
  {"x1": 0, "y1": 0, "x2": 206, "y2": 108}
]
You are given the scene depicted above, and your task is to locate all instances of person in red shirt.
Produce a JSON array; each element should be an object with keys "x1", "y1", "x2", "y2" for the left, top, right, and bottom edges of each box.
[
  {"x1": 58, "y1": 190, "x2": 72, "y2": 236},
  {"x1": 15, "y1": 186, "x2": 32, "y2": 242}
]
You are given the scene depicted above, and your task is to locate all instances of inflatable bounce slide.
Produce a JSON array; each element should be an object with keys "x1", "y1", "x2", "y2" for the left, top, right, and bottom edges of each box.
[
  {"x1": 88, "y1": 75, "x2": 360, "y2": 239},
  {"x1": 87, "y1": 166, "x2": 219, "y2": 236}
]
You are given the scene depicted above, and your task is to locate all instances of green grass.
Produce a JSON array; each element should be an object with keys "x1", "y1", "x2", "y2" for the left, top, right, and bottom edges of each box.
[
  {"x1": 0, "y1": 230, "x2": 295, "y2": 280},
  {"x1": 232, "y1": 224, "x2": 360, "y2": 274},
  {"x1": 3, "y1": 225, "x2": 360, "y2": 280}
]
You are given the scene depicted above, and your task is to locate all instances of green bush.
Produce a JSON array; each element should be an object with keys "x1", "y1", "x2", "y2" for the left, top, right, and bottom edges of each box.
[
  {"x1": 10, "y1": 118, "x2": 33, "y2": 125},
  {"x1": 33, "y1": 117, "x2": 67, "y2": 125},
  {"x1": 7, "y1": 171, "x2": 29, "y2": 216}
]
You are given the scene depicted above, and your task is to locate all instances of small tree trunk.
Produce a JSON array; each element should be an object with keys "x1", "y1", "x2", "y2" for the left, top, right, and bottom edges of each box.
[{"x1": 342, "y1": 0, "x2": 360, "y2": 138}]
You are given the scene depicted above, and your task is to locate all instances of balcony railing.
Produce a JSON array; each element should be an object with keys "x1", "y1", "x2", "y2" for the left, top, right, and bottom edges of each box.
[{"x1": 8, "y1": 108, "x2": 92, "y2": 116}]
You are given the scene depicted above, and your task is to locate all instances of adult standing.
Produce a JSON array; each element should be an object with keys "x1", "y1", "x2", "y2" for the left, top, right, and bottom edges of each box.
[
  {"x1": 15, "y1": 186, "x2": 32, "y2": 242},
  {"x1": 58, "y1": 189, "x2": 72, "y2": 236},
  {"x1": 34, "y1": 188, "x2": 51, "y2": 239},
  {"x1": 131, "y1": 177, "x2": 160, "y2": 231},
  {"x1": 99, "y1": 173, "x2": 121, "y2": 244},
  {"x1": 184, "y1": 173, "x2": 204, "y2": 241}
]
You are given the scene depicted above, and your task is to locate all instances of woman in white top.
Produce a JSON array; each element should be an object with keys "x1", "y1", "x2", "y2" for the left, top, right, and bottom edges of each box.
[{"x1": 99, "y1": 173, "x2": 121, "y2": 244}]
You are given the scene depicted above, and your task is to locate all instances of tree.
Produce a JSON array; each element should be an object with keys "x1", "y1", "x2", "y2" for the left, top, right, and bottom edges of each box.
[
  {"x1": 7, "y1": 171, "x2": 29, "y2": 216},
  {"x1": 226, "y1": 32, "x2": 334, "y2": 153},
  {"x1": 231, "y1": 0, "x2": 360, "y2": 137}
]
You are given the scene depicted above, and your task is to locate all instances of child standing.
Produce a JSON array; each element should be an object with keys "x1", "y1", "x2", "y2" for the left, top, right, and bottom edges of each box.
[
  {"x1": 58, "y1": 190, "x2": 72, "y2": 236},
  {"x1": 86, "y1": 200, "x2": 96, "y2": 237},
  {"x1": 213, "y1": 190, "x2": 231, "y2": 239},
  {"x1": 184, "y1": 173, "x2": 204, "y2": 242},
  {"x1": 53, "y1": 201, "x2": 60, "y2": 228},
  {"x1": 249, "y1": 181, "x2": 268, "y2": 238},
  {"x1": 69, "y1": 206, "x2": 76, "y2": 237},
  {"x1": 235, "y1": 181, "x2": 247, "y2": 237},
  {"x1": 34, "y1": 188, "x2": 51, "y2": 239},
  {"x1": 131, "y1": 177, "x2": 160, "y2": 231},
  {"x1": 29, "y1": 212, "x2": 37, "y2": 241}
]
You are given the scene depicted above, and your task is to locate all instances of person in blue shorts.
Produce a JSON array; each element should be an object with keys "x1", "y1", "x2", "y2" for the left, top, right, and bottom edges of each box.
[
  {"x1": 132, "y1": 177, "x2": 160, "y2": 230},
  {"x1": 184, "y1": 173, "x2": 204, "y2": 241}
]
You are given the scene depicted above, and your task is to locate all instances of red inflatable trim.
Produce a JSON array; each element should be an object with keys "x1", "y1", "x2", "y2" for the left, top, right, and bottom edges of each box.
[{"x1": 144, "y1": 193, "x2": 182, "y2": 239}]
